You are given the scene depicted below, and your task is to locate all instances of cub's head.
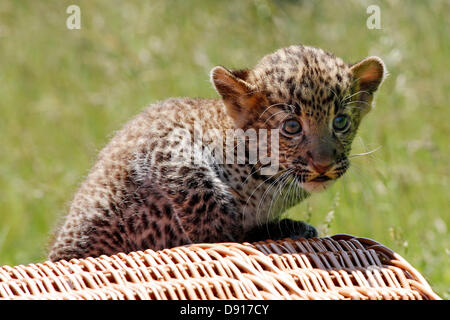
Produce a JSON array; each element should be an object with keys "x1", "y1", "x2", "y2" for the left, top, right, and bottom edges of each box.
[{"x1": 211, "y1": 45, "x2": 386, "y2": 193}]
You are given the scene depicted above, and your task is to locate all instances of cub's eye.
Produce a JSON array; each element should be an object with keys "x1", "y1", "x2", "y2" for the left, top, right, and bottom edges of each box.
[
  {"x1": 333, "y1": 114, "x2": 351, "y2": 133},
  {"x1": 282, "y1": 119, "x2": 302, "y2": 136}
]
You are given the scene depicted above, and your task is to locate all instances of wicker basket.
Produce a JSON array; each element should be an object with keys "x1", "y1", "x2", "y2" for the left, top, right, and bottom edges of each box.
[{"x1": 0, "y1": 234, "x2": 440, "y2": 300}]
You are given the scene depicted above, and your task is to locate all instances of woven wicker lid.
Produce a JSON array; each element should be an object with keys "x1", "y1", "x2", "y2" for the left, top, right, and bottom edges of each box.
[{"x1": 0, "y1": 234, "x2": 441, "y2": 300}]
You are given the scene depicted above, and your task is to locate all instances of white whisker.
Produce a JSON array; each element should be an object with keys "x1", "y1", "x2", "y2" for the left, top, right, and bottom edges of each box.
[
  {"x1": 344, "y1": 100, "x2": 370, "y2": 107},
  {"x1": 342, "y1": 89, "x2": 370, "y2": 103},
  {"x1": 349, "y1": 146, "x2": 382, "y2": 158},
  {"x1": 259, "y1": 103, "x2": 293, "y2": 119}
]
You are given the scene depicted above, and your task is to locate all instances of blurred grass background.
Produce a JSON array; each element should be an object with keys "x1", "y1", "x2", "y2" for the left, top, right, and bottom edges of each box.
[{"x1": 0, "y1": 0, "x2": 448, "y2": 297}]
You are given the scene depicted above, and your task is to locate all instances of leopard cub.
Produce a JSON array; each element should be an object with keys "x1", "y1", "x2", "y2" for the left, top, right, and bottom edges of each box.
[{"x1": 48, "y1": 45, "x2": 386, "y2": 261}]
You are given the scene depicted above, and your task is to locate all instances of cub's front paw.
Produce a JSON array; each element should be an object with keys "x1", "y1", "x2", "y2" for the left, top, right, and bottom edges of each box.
[
  {"x1": 275, "y1": 219, "x2": 318, "y2": 240},
  {"x1": 244, "y1": 219, "x2": 318, "y2": 242}
]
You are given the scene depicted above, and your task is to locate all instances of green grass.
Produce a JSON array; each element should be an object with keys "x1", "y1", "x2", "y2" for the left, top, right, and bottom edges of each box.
[{"x1": 0, "y1": 0, "x2": 448, "y2": 297}]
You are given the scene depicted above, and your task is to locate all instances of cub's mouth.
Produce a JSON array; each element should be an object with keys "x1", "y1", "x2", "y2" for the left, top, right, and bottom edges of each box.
[
  {"x1": 310, "y1": 175, "x2": 332, "y2": 182},
  {"x1": 303, "y1": 178, "x2": 334, "y2": 193},
  {"x1": 292, "y1": 171, "x2": 336, "y2": 193},
  {"x1": 288, "y1": 159, "x2": 350, "y2": 193}
]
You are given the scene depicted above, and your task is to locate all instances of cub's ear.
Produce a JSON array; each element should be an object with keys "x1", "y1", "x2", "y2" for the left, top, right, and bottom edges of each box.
[
  {"x1": 210, "y1": 66, "x2": 252, "y2": 99},
  {"x1": 210, "y1": 66, "x2": 263, "y2": 127},
  {"x1": 350, "y1": 56, "x2": 387, "y2": 94},
  {"x1": 349, "y1": 56, "x2": 387, "y2": 115}
]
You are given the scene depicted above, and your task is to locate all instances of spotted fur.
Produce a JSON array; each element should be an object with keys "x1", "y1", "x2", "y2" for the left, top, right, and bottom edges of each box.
[{"x1": 48, "y1": 45, "x2": 386, "y2": 261}]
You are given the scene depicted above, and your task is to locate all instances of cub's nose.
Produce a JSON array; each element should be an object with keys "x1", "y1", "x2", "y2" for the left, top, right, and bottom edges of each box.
[{"x1": 306, "y1": 151, "x2": 334, "y2": 174}]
